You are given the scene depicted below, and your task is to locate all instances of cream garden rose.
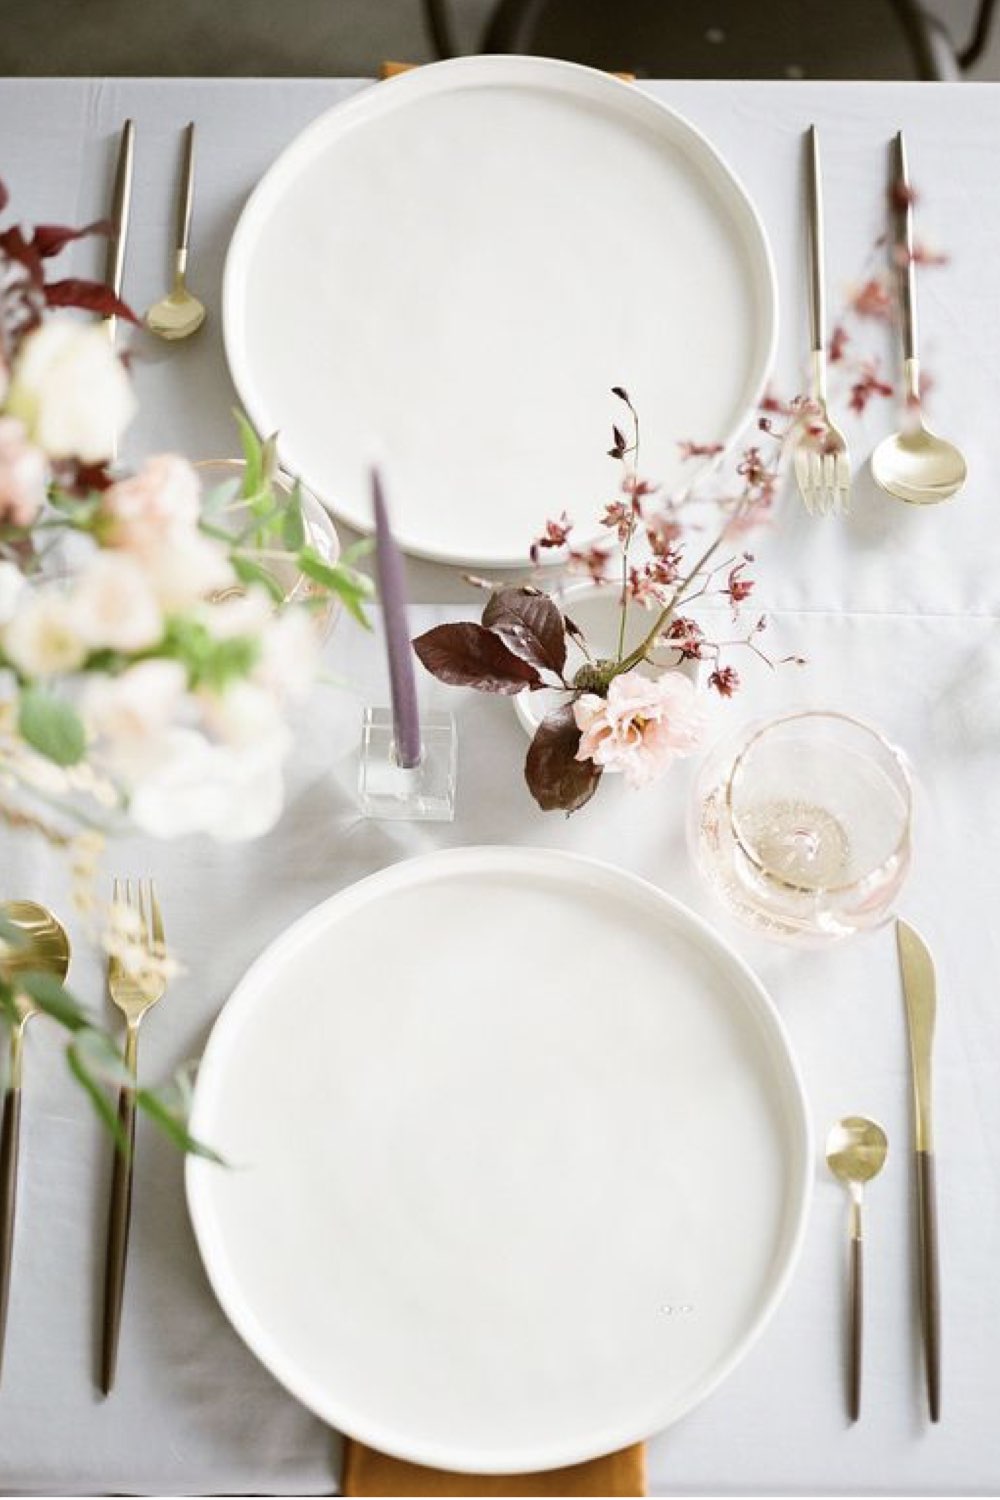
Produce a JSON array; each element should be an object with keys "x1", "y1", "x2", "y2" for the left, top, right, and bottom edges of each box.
[
  {"x1": 3, "y1": 588, "x2": 88, "y2": 678},
  {"x1": 72, "y1": 551, "x2": 164, "y2": 653},
  {"x1": 6, "y1": 322, "x2": 136, "y2": 463},
  {"x1": 573, "y1": 668, "x2": 707, "y2": 789}
]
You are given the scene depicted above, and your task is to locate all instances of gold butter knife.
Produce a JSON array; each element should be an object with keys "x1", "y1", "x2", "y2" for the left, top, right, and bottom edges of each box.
[
  {"x1": 896, "y1": 918, "x2": 941, "y2": 1422},
  {"x1": 103, "y1": 118, "x2": 135, "y2": 348}
]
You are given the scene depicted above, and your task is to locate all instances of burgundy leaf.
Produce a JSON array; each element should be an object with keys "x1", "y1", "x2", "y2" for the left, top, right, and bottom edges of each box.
[
  {"x1": 413, "y1": 622, "x2": 542, "y2": 695},
  {"x1": 0, "y1": 224, "x2": 44, "y2": 283},
  {"x1": 481, "y1": 586, "x2": 566, "y2": 677},
  {"x1": 0, "y1": 179, "x2": 8, "y2": 214},
  {"x1": 524, "y1": 703, "x2": 602, "y2": 813},
  {"x1": 562, "y1": 612, "x2": 587, "y2": 651},
  {"x1": 33, "y1": 219, "x2": 111, "y2": 258},
  {"x1": 51, "y1": 457, "x2": 116, "y2": 495},
  {"x1": 44, "y1": 278, "x2": 139, "y2": 324}
]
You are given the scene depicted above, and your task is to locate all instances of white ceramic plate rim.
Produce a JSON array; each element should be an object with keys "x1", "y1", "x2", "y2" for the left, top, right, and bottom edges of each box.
[
  {"x1": 222, "y1": 55, "x2": 778, "y2": 569},
  {"x1": 187, "y1": 846, "x2": 811, "y2": 1474}
]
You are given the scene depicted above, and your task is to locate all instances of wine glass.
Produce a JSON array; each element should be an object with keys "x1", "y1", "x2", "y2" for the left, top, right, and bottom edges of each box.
[
  {"x1": 690, "y1": 710, "x2": 913, "y2": 946},
  {"x1": 195, "y1": 459, "x2": 341, "y2": 636}
]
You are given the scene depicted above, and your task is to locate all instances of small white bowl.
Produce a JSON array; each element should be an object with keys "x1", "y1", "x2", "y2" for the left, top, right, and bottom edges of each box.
[{"x1": 513, "y1": 580, "x2": 694, "y2": 738}]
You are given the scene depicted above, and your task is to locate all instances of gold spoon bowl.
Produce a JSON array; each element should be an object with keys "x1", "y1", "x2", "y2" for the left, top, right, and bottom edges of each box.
[
  {"x1": 145, "y1": 279, "x2": 206, "y2": 341},
  {"x1": 872, "y1": 406, "x2": 967, "y2": 507}
]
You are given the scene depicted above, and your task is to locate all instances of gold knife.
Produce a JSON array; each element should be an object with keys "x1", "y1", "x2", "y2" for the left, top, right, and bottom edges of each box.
[
  {"x1": 103, "y1": 118, "x2": 135, "y2": 347},
  {"x1": 896, "y1": 918, "x2": 941, "y2": 1422}
]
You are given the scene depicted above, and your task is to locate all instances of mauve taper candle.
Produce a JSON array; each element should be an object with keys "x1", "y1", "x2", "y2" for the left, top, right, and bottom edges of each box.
[{"x1": 372, "y1": 471, "x2": 422, "y2": 769}]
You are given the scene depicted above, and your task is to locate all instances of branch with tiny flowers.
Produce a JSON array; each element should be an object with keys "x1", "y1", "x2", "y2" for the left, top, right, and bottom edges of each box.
[{"x1": 414, "y1": 386, "x2": 794, "y2": 813}]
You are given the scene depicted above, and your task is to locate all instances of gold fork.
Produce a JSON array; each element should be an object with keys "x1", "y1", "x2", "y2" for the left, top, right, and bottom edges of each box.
[
  {"x1": 794, "y1": 125, "x2": 852, "y2": 517},
  {"x1": 101, "y1": 878, "x2": 167, "y2": 1395}
]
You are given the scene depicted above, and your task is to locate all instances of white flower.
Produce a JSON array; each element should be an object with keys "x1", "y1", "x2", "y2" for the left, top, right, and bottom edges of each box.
[
  {"x1": 128, "y1": 727, "x2": 288, "y2": 841},
  {"x1": 145, "y1": 529, "x2": 235, "y2": 611},
  {"x1": 255, "y1": 607, "x2": 322, "y2": 701},
  {"x1": 200, "y1": 680, "x2": 290, "y2": 752},
  {"x1": 0, "y1": 561, "x2": 26, "y2": 627},
  {"x1": 102, "y1": 454, "x2": 201, "y2": 552},
  {"x1": 72, "y1": 551, "x2": 163, "y2": 653},
  {"x1": 85, "y1": 659, "x2": 187, "y2": 773},
  {"x1": 199, "y1": 586, "x2": 272, "y2": 641},
  {"x1": 6, "y1": 322, "x2": 136, "y2": 464},
  {"x1": 3, "y1": 589, "x2": 87, "y2": 677}
]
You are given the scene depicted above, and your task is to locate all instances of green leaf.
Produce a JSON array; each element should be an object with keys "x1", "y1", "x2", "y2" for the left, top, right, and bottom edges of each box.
[
  {"x1": 298, "y1": 548, "x2": 374, "y2": 629},
  {"x1": 161, "y1": 616, "x2": 261, "y2": 690},
  {"x1": 18, "y1": 971, "x2": 93, "y2": 1032},
  {"x1": 233, "y1": 410, "x2": 262, "y2": 498},
  {"x1": 281, "y1": 481, "x2": 306, "y2": 552},
  {"x1": 72, "y1": 1026, "x2": 133, "y2": 1088},
  {"x1": 136, "y1": 1079, "x2": 225, "y2": 1164},
  {"x1": 339, "y1": 538, "x2": 375, "y2": 567},
  {"x1": 260, "y1": 431, "x2": 280, "y2": 489},
  {"x1": 67, "y1": 1034, "x2": 128, "y2": 1155},
  {"x1": 232, "y1": 556, "x2": 285, "y2": 603},
  {"x1": 201, "y1": 477, "x2": 242, "y2": 518},
  {"x1": 18, "y1": 688, "x2": 87, "y2": 766}
]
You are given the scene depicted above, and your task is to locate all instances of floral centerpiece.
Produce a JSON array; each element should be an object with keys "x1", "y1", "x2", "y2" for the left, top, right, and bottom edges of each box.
[
  {"x1": 414, "y1": 387, "x2": 802, "y2": 812},
  {"x1": 0, "y1": 180, "x2": 370, "y2": 1147},
  {"x1": 412, "y1": 176, "x2": 949, "y2": 816}
]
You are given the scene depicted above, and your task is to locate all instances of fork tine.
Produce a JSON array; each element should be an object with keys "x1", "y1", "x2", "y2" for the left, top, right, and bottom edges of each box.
[
  {"x1": 148, "y1": 880, "x2": 165, "y2": 956},
  {"x1": 823, "y1": 453, "x2": 836, "y2": 515},
  {"x1": 793, "y1": 447, "x2": 811, "y2": 514},
  {"x1": 109, "y1": 878, "x2": 123, "y2": 979},
  {"x1": 813, "y1": 450, "x2": 827, "y2": 516},
  {"x1": 138, "y1": 879, "x2": 152, "y2": 953}
]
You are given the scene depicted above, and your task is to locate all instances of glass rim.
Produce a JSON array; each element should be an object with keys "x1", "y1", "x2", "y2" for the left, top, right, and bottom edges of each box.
[
  {"x1": 723, "y1": 709, "x2": 914, "y2": 895},
  {"x1": 194, "y1": 458, "x2": 334, "y2": 610}
]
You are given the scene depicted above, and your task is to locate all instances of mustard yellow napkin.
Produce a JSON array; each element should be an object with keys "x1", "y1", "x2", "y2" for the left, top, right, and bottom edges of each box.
[
  {"x1": 342, "y1": 1439, "x2": 646, "y2": 1496},
  {"x1": 379, "y1": 61, "x2": 636, "y2": 82}
]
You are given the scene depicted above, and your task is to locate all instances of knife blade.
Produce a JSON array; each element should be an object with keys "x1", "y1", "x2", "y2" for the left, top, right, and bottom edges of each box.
[
  {"x1": 103, "y1": 118, "x2": 135, "y2": 347},
  {"x1": 896, "y1": 917, "x2": 941, "y2": 1422}
]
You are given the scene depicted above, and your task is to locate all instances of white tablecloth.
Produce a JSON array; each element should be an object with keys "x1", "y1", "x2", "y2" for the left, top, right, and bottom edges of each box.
[{"x1": 0, "y1": 75, "x2": 998, "y2": 1496}]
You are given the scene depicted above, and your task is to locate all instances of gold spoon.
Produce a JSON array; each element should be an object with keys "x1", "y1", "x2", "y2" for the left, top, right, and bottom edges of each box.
[
  {"x1": 0, "y1": 901, "x2": 71, "y2": 1377},
  {"x1": 145, "y1": 122, "x2": 206, "y2": 341},
  {"x1": 872, "y1": 132, "x2": 966, "y2": 507},
  {"x1": 826, "y1": 1115, "x2": 888, "y2": 1422}
]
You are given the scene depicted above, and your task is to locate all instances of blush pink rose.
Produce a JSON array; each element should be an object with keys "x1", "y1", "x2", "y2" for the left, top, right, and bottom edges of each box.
[
  {"x1": 574, "y1": 667, "x2": 706, "y2": 789},
  {"x1": 101, "y1": 454, "x2": 201, "y2": 553},
  {"x1": 0, "y1": 416, "x2": 47, "y2": 527}
]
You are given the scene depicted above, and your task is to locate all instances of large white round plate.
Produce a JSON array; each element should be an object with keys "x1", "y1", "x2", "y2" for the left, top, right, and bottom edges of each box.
[
  {"x1": 187, "y1": 848, "x2": 810, "y2": 1473},
  {"x1": 223, "y1": 57, "x2": 777, "y2": 568}
]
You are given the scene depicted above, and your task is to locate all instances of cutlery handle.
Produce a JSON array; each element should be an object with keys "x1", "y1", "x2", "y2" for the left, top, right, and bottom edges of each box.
[
  {"x1": 0, "y1": 1083, "x2": 22, "y2": 1377},
  {"x1": 892, "y1": 131, "x2": 918, "y2": 367},
  {"x1": 103, "y1": 119, "x2": 135, "y2": 334},
  {"x1": 848, "y1": 1231, "x2": 863, "y2": 1422},
  {"x1": 917, "y1": 1148, "x2": 941, "y2": 1421},
  {"x1": 806, "y1": 126, "x2": 826, "y2": 364},
  {"x1": 101, "y1": 1029, "x2": 138, "y2": 1395},
  {"x1": 175, "y1": 121, "x2": 196, "y2": 278}
]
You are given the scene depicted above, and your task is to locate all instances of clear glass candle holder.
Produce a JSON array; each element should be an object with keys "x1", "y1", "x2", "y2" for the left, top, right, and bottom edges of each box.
[
  {"x1": 358, "y1": 708, "x2": 457, "y2": 822},
  {"x1": 690, "y1": 710, "x2": 913, "y2": 946}
]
